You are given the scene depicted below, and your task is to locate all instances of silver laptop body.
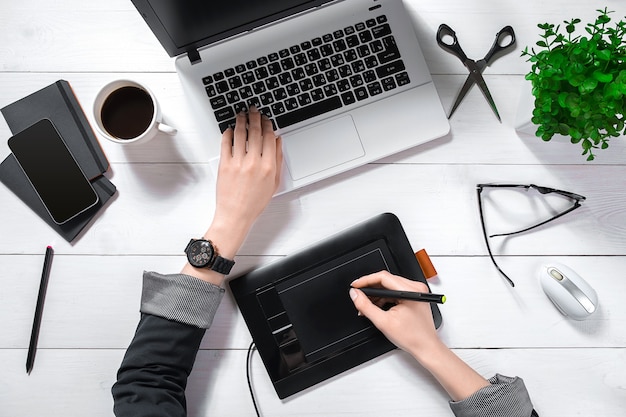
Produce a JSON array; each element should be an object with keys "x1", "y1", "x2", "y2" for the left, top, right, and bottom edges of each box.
[{"x1": 171, "y1": 0, "x2": 449, "y2": 194}]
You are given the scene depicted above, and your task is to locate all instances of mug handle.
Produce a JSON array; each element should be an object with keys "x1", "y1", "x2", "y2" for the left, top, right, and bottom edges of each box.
[{"x1": 157, "y1": 122, "x2": 177, "y2": 136}]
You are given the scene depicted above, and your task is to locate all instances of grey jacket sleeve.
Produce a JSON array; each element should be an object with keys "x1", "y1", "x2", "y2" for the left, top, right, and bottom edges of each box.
[
  {"x1": 449, "y1": 374, "x2": 537, "y2": 417},
  {"x1": 112, "y1": 271, "x2": 226, "y2": 417},
  {"x1": 140, "y1": 271, "x2": 225, "y2": 328}
]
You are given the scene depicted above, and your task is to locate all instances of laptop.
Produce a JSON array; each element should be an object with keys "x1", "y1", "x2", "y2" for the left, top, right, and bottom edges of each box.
[{"x1": 131, "y1": 0, "x2": 449, "y2": 194}]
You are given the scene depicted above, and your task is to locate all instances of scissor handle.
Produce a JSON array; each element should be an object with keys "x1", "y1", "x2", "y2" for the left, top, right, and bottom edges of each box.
[
  {"x1": 483, "y1": 25, "x2": 516, "y2": 65},
  {"x1": 436, "y1": 24, "x2": 468, "y2": 62}
]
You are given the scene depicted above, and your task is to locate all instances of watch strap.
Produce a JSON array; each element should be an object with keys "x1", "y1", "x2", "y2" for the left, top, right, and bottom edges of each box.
[{"x1": 211, "y1": 255, "x2": 236, "y2": 275}]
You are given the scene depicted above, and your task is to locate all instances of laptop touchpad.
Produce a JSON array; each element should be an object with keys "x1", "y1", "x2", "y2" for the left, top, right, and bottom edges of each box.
[{"x1": 283, "y1": 116, "x2": 365, "y2": 181}]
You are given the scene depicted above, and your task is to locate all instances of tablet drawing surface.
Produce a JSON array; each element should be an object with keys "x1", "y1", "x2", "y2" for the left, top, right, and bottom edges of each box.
[{"x1": 276, "y1": 240, "x2": 398, "y2": 362}]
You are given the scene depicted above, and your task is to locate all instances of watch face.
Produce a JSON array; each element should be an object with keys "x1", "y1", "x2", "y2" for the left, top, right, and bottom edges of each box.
[{"x1": 187, "y1": 240, "x2": 215, "y2": 267}]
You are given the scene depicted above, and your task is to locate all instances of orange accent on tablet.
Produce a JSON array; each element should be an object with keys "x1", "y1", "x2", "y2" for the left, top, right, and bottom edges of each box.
[{"x1": 415, "y1": 249, "x2": 437, "y2": 279}]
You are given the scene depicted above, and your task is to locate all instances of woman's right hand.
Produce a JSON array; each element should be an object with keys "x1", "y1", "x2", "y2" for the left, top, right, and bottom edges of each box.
[{"x1": 349, "y1": 271, "x2": 443, "y2": 360}]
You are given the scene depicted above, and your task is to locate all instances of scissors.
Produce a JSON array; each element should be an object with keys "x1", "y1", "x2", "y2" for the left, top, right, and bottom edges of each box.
[{"x1": 436, "y1": 24, "x2": 516, "y2": 121}]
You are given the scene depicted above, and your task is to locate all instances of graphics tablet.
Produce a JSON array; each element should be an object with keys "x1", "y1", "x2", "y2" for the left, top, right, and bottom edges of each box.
[{"x1": 229, "y1": 213, "x2": 442, "y2": 399}]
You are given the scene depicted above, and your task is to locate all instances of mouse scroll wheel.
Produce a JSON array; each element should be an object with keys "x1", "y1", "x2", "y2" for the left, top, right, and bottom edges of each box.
[{"x1": 549, "y1": 268, "x2": 564, "y2": 281}]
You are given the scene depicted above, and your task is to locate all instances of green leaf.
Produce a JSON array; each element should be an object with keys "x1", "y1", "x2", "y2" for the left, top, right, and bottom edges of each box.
[
  {"x1": 569, "y1": 128, "x2": 583, "y2": 141},
  {"x1": 570, "y1": 74, "x2": 586, "y2": 86},
  {"x1": 580, "y1": 77, "x2": 598, "y2": 93},
  {"x1": 595, "y1": 49, "x2": 611, "y2": 61},
  {"x1": 592, "y1": 70, "x2": 613, "y2": 83},
  {"x1": 536, "y1": 40, "x2": 548, "y2": 48}
]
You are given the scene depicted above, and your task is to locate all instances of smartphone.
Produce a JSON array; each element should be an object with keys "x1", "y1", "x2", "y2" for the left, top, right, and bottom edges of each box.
[{"x1": 8, "y1": 119, "x2": 99, "y2": 224}]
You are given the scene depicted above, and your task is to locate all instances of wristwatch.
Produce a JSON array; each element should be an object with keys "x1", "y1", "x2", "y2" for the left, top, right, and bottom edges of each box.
[{"x1": 184, "y1": 238, "x2": 235, "y2": 275}]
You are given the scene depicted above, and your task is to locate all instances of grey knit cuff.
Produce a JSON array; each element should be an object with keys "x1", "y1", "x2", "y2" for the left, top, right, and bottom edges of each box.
[
  {"x1": 449, "y1": 374, "x2": 534, "y2": 417},
  {"x1": 140, "y1": 271, "x2": 226, "y2": 329}
]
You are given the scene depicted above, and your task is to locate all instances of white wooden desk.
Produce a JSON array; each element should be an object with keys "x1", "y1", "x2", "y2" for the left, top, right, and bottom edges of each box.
[{"x1": 1, "y1": 1, "x2": 625, "y2": 415}]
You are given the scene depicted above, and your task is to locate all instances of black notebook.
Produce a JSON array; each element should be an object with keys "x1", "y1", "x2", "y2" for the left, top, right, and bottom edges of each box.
[{"x1": 0, "y1": 80, "x2": 117, "y2": 242}]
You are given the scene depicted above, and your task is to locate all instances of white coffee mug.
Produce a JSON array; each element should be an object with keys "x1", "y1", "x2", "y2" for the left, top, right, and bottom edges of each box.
[{"x1": 93, "y1": 79, "x2": 176, "y2": 144}]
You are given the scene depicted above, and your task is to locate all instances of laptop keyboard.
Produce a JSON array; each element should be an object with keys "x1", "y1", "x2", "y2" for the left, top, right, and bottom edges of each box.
[{"x1": 202, "y1": 14, "x2": 411, "y2": 133}]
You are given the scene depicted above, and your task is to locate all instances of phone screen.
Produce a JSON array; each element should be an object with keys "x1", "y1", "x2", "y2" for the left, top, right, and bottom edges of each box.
[{"x1": 8, "y1": 119, "x2": 99, "y2": 224}]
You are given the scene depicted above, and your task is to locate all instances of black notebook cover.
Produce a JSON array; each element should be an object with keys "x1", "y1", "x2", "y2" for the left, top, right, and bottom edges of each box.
[{"x1": 0, "y1": 80, "x2": 116, "y2": 242}]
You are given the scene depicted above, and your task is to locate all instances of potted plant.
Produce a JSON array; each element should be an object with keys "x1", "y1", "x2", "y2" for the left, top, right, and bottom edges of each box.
[{"x1": 521, "y1": 7, "x2": 626, "y2": 160}]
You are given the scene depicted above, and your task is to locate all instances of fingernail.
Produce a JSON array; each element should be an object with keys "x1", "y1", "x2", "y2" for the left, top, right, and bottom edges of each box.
[
  {"x1": 250, "y1": 105, "x2": 258, "y2": 112},
  {"x1": 349, "y1": 288, "x2": 358, "y2": 301}
]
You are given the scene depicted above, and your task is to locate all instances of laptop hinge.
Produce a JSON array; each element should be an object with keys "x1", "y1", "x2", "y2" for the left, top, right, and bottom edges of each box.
[{"x1": 187, "y1": 48, "x2": 202, "y2": 65}]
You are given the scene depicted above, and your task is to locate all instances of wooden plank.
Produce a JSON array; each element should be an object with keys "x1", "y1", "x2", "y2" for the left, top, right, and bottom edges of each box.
[
  {"x1": 2, "y1": 255, "x2": 623, "y2": 349},
  {"x1": 1, "y1": 348, "x2": 624, "y2": 416},
  {"x1": 1, "y1": 163, "x2": 624, "y2": 255},
  {"x1": 1, "y1": 1, "x2": 622, "y2": 73},
  {"x1": 2, "y1": 73, "x2": 624, "y2": 166}
]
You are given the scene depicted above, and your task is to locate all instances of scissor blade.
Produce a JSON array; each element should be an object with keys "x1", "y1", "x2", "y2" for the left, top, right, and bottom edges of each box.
[
  {"x1": 448, "y1": 73, "x2": 476, "y2": 119},
  {"x1": 448, "y1": 60, "x2": 492, "y2": 119},
  {"x1": 466, "y1": 60, "x2": 501, "y2": 122}
]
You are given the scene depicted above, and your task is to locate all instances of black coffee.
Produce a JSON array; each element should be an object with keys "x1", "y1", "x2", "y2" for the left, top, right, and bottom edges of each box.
[{"x1": 101, "y1": 86, "x2": 154, "y2": 139}]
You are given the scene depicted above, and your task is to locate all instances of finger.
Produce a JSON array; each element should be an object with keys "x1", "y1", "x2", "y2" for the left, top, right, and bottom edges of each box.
[
  {"x1": 233, "y1": 112, "x2": 248, "y2": 158},
  {"x1": 352, "y1": 271, "x2": 429, "y2": 293},
  {"x1": 247, "y1": 106, "x2": 262, "y2": 154},
  {"x1": 274, "y1": 137, "x2": 284, "y2": 189},
  {"x1": 349, "y1": 288, "x2": 388, "y2": 327},
  {"x1": 220, "y1": 127, "x2": 234, "y2": 160},
  {"x1": 260, "y1": 115, "x2": 276, "y2": 157}
]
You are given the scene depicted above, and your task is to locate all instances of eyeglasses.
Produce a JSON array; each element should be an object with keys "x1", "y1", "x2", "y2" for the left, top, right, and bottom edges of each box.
[{"x1": 476, "y1": 183, "x2": 586, "y2": 287}]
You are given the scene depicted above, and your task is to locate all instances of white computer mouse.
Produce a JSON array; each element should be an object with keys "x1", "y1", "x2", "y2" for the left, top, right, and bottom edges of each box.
[{"x1": 538, "y1": 262, "x2": 598, "y2": 320}]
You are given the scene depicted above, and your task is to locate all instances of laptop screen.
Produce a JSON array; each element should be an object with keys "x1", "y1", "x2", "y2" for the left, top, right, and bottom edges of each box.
[{"x1": 132, "y1": 0, "x2": 335, "y2": 57}]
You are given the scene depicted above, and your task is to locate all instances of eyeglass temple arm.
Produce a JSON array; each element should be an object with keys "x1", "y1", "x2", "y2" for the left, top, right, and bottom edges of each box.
[
  {"x1": 477, "y1": 188, "x2": 515, "y2": 287},
  {"x1": 489, "y1": 201, "x2": 582, "y2": 238}
]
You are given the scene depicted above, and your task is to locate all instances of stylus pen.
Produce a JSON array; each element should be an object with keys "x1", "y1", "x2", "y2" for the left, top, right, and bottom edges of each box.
[
  {"x1": 358, "y1": 287, "x2": 446, "y2": 304},
  {"x1": 26, "y1": 246, "x2": 54, "y2": 374}
]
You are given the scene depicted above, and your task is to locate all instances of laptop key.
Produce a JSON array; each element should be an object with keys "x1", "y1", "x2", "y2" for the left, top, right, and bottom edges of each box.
[
  {"x1": 285, "y1": 97, "x2": 298, "y2": 111},
  {"x1": 271, "y1": 102, "x2": 286, "y2": 115},
  {"x1": 218, "y1": 119, "x2": 236, "y2": 133},
  {"x1": 298, "y1": 93, "x2": 312, "y2": 106},
  {"x1": 307, "y1": 48, "x2": 321, "y2": 61},
  {"x1": 372, "y1": 24, "x2": 392, "y2": 39},
  {"x1": 367, "y1": 81, "x2": 383, "y2": 96},
  {"x1": 382, "y1": 76, "x2": 397, "y2": 91},
  {"x1": 215, "y1": 106, "x2": 235, "y2": 122},
  {"x1": 268, "y1": 62, "x2": 282, "y2": 75},
  {"x1": 376, "y1": 59, "x2": 405, "y2": 78},
  {"x1": 276, "y1": 96, "x2": 342, "y2": 128},
  {"x1": 215, "y1": 81, "x2": 229, "y2": 94},
  {"x1": 311, "y1": 88, "x2": 325, "y2": 101},
  {"x1": 205, "y1": 85, "x2": 217, "y2": 97},
  {"x1": 273, "y1": 87, "x2": 288, "y2": 101},
  {"x1": 278, "y1": 72, "x2": 293, "y2": 85},
  {"x1": 355, "y1": 87, "x2": 368, "y2": 101},
  {"x1": 395, "y1": 72, "x2": 411, "y2": 86},
  {"x1": 239, "y1": 86, "x2": 254, "y2": 99},
  {"x1": 210, "y1": 96, "x2": 227, "y2": 109},
  {"x1": 234, "y1": 101, "x2": 248, "y2": 114},
  {"x1": 340, "y1": 91, "x2": 356, "y2": 105},
  {"x1": 377, "y1": 45, "x2": 401, "y2": 64}
]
